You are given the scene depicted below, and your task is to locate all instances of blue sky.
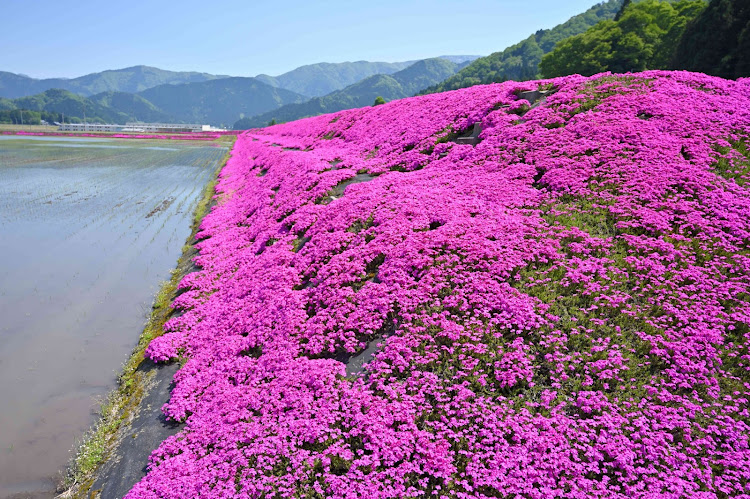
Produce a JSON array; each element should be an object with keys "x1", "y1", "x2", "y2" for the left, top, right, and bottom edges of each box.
[{"x1": 2, "y1": 0, "x2": 604, "y2": 79}]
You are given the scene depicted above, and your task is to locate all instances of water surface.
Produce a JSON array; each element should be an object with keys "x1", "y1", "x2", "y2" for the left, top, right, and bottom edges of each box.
[{"x1": 0, "y1": 136, "x2": 227, "y2": 497}]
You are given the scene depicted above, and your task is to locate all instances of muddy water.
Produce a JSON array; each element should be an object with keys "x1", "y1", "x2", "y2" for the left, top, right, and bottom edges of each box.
[{"x1": 0, "y1": 136, "x2": 227, "y2": 498}]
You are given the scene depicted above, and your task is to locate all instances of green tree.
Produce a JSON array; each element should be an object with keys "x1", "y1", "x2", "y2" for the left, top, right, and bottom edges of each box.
[
  {"x1": 373, "y1": 96, "x2": 386, "y2": 106},
  {"x1": 615, "y1": 0, "x2": 632, "y2": 21},
  {"x1": 540, "y1": 0, "x2": 707, "y2": 78},
  {"x1": 268, "y1": 119, "x2": 277, "y2": 126},
  {"x1": 672, "y1": 0, "x2": 750, "y2": 78},
  {"x1": 420, "y1": 0, "x2": 622, "y2": 94}
]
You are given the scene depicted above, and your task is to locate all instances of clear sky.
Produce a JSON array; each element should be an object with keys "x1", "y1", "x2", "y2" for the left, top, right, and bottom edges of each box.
[{"x1": 2, "y1": 0, "x2": 604, "y2": 79}]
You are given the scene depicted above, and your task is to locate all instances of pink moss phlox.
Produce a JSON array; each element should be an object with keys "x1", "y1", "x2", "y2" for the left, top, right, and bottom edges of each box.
[{"x1": 131, "y1": 71, "x2": 750, "y2": 498}]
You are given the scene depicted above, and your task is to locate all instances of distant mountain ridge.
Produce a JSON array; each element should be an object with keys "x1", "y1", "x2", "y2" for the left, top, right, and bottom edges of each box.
[
  {"x1": 0, "y1": 75, "x2": 309, "y2": 127},
  {"x1": 137, "y1": 78, "x2": 307, "y2": 127},
  {"x1": 255, "y1": 61, "x2": 416, "y2": 97},
  {"x1": 255, "y1": 57, "x2": 480, "y2": 97},
  {"x1": 0, "y1": 66, "x2": 229, "y2": 99},
  {"x1": 235, "y1": 58, "x2": 467, "y2": 129},
  {"x1": 0, "y1": 57, "x2": 480, "y2": 102},
  {"x1": 0, "y1": 56, "x2": 481, "y2": 126}
]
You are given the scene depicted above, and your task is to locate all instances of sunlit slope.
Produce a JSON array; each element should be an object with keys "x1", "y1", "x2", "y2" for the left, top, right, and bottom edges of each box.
[{"x1": 132, "y1": 71, "x2": 750, "y2": 498}]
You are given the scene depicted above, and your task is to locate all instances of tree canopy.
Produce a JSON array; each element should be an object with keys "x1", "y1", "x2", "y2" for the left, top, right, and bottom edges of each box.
[
  {"x1": 672, "y1": 0, "x2": 750, "y2": 79},
  {"x1": 419, "y1": 0, "x2": 622, "y2": 95},
  {"x1": 540, "y1": 0, "x2": 707, "y2": 78}
]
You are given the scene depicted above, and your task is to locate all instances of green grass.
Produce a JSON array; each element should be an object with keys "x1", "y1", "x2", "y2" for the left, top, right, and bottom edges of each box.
[
  {"x1": 713, "y1": 137, "x2": 750, "y2": 186},
  {"x1": 570, "y1": 75, "x2": 653, "y2": 115}
]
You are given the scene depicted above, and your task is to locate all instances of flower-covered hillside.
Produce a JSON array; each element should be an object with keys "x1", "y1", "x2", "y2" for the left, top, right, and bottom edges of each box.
[{"x1": 132, "y1": 71, "x2": 750, "y2": 498}]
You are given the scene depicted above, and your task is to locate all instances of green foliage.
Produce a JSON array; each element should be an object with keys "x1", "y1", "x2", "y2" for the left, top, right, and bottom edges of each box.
[
  {"x1": 713, "y1": 137, "x2": 750, "y2": 186},
  {"x1": 235, "y1": 59, "x2": 462, "y2": 129},
  {"x1": 268, "y1": 119, "x2": 277, "y2": 126},
  {"x1": 615, "y1": 0, "x2": 633, "y2": 20},
  {"x1": 373, "y1": 96, "x2": 386, "y2": 106},
  {"x1": 419, "y1": 0, "x2": 622, "y2": 95},
  {"x1": 540, "y1": 0, "x2": 707, "y2": 78},
  {"x1": 0, "y1": 108, "x2": 61, "y2": 125},
  {"x1": 672, "y1": 0, "x2": 750, "y2": 78}
]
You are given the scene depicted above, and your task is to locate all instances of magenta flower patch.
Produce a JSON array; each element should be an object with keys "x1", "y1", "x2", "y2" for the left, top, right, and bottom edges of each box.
[{"x1": 129, "y1": 71, "x2": 750, "y2": 498}]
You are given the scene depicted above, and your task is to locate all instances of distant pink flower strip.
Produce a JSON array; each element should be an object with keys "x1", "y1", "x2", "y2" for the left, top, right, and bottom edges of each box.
[{"x1": 1, "y1": 130, "x2": 236, "y2": 140}]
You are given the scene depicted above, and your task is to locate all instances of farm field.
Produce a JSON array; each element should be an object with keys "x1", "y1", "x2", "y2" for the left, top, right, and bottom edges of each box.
[
  {"x1": 0, "y1": 136, "x2": 227, "y2": 497},
  {"x1": 127, "y1": 71, "x2": 750, "y2": 498}
]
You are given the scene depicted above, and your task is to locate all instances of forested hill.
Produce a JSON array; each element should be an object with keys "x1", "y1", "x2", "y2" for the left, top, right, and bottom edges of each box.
[
  {"x1": 538, "y1": 0, "x2": 749, "y2": 80},
  {"x1": 671, "y1": 0, "x2": 750, "y2": 79},
  {"x1": 0, "y1": 88, "x2": 173, "y2": 124},
  {"x1": 234, "y1": 58, "x2": 464, "y2": 129},
  {"x1": 539, "y1": 0, "x2": 707, "y2": 78},
  {"x1": 254, "y1": 61, "x2": 417, "y2": 98},
  {"x1": 254, "y1": 57, "x2": 480, "y2": 98},
  {"x1": 0, "y1": 76, "x2": 308, "y2": 127},
  {"x1": 138, "y1": 78, "x2": 307, "y2": 127},
  {"x1": 419, "y1": 0, "x2": 622, "y2": 94},
  {"x1": 0, "y1": 66, "x2": 228, "y2": 99}
]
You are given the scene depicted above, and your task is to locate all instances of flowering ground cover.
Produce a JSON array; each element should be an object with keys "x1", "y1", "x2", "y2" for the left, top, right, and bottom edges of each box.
[{"x1": 129, "y1": 71, "x2": 750, "y2": 498}]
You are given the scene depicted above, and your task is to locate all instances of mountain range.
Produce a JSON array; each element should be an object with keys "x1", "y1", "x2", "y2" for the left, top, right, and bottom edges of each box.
[
  {"x1": 6, "y1": 0, "x2": 741, "y2": 131},
  {"x1": 138, "y1": 78, "x2": 307, "y2": 126},
  {"x1": 0, "y1": 66, "x2": 229, "y2": 99},
  {"x1": 0, "y1": 58, "x2": 478, "y2": 103},
  {"x1": 235, "y1": 0, "x2": 624, "y2": 128},
  {"x1": 0, "y1": 1, "x2": 637, "y2": 129},
  {"x1": 254, "y1": 61, "x2": 415, "y2": 97},
  {"x1": 0, "y1": 57, "x2": 479, "y2": 126},
  {"x1": 235, "y1": 58, "x2": 468, "y2": 129},
  {"x1": 10, "y1": 0, "x2": 691, "y2": 129}
]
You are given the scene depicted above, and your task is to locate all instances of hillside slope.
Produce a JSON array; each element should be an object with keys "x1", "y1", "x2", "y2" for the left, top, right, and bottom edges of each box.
[
  {"x1": 235, "y1": 58, "x2": 464, "y2": 129},
  {"x1": 0, "y1": 66, "x2": 228, "y2": 99},
  {"x1": 138, "y1": 77, "x2": 307, "y2": 126},
  {"x1": 0, "y1": 88, "x2": 166, "y2": 124},
  {"x1": 0, "y1": 88, "x2": 175, "y2": 124},
  {"x1": 131, "y1": 71, "x2": 750, "y2": 498},
  {"x1": 420, "y1": 0, "x2": 622, "y2": 94},
  {"x1": 89, "y1": 91, "x2": 174, "y2": 123}
]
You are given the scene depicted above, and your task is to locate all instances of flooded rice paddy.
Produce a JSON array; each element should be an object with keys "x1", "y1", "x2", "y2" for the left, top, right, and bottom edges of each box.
[{"x1": 0, "y1": 136, "x2": 228, "y2": 497}]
